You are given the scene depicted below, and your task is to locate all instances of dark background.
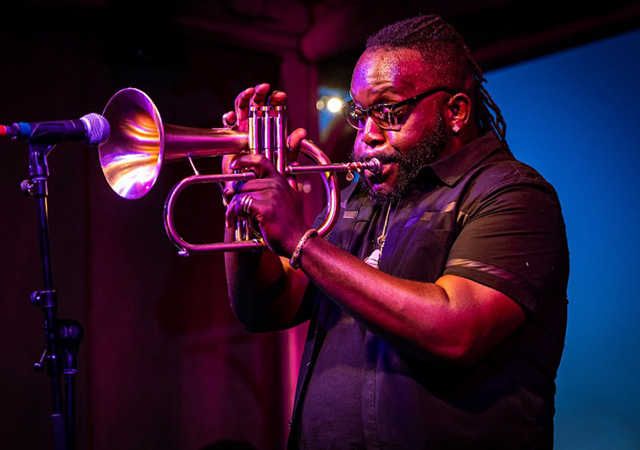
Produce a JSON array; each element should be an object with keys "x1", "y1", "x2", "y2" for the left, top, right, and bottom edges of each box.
[{"x1": 1, "y1": 1, "x2": 639, "y2": 449}]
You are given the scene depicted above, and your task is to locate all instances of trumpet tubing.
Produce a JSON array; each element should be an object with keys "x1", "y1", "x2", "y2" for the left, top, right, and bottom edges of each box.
[{"x1": 98, "y1": 88, "x2": 380, "y2": 255}]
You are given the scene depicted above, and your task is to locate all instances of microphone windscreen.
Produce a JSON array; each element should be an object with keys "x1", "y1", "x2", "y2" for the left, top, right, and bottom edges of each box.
[{"x1": 81, "y1": 113, "x2": 110, "y2": 145}]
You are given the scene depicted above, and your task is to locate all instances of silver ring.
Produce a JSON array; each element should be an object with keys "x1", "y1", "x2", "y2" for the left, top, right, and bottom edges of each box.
[
  {"x1": 240, "y1": 195, "x2": 253, "y2": 214},
  {"x1": 222, "y1": 112, "x2": 237, "y2": 129}
]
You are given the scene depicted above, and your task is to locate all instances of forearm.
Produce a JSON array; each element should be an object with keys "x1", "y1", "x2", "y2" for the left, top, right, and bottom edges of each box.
[
  {"x1": 295, "y1": 234, "x2": 524, "y2": 365},
  {"x1": 224, "y1": 228, "x2": 309, "y2": 331},
  {"x1": 298, "y1": 236, "x2": 452, "y2": 356}
]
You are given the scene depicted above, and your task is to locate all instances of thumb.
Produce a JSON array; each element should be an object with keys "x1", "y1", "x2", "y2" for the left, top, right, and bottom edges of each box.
[{"x1": 287, "y1": 128, "x2": 307, "y2": 162}]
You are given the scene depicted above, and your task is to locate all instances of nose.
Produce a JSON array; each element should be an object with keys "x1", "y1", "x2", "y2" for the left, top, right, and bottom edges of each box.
[{"x1": 360, "y1": 116, "x2": 385, "y2": 148}]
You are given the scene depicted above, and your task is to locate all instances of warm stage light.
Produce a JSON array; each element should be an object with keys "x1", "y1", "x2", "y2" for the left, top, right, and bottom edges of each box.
[
  {"x1": 326, "y1": 97, "x2": 343, "y2": 113},
  {"x1": 317, "y1": 87, "x2": 349, "y2": 132}
]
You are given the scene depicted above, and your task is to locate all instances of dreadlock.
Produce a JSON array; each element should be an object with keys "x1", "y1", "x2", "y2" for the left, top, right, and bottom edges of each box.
[{"x1": 365, "y1": 15, "x2": 508, "y2": 149}]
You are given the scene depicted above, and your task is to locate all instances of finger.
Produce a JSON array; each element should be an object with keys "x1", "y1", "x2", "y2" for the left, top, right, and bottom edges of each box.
[
  {"x1": 225, "y1": 192, "x2": 262, "y2": 228},
  {"x1": 228, "y1": 153, "x2": 279, "y2": 179},
  {"x1": 222, "y1": 176, "x2": 248, "y2": 199},
  {"x1": 221, "y1": 154, "x2": 235, "y2": 174},
  {"x1": 225, "y1": 177, "x2": 280, "y2": 199},
  {"x1": 287, "y1": 127, "x2": 307, "y2": 162},
  {"x1": 268, "y1": 90, "x2": 287, "y2": 107},
  {"x1": 288, "y1": 128, "x2": 307, "y2": 150},
  {"x1": 235, "y1": 87, "x2": 255, "y2": 123},
  {"x1": 222, "y1": 111, "x2": 237, "y2": 128},
  {"x1": 226, "y1": 193, "x2": 246, "y2": 228},
  {"x1": 251, "y1": 83, "x2": 271, "y2": 107},
  {"x1": 226, "y1": 193, "x2": 247, "y2": 228},
  {"x1": 221, "y1": 153, "x2": 253, "y2": 199}
]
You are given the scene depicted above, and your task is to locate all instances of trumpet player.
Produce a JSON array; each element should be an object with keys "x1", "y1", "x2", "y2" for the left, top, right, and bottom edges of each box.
[{"x1": 223, "y1": 15, "x2": 568, "y2": 450}]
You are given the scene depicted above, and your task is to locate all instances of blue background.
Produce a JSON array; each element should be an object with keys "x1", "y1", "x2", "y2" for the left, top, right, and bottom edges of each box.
[{"x1": 487, "y1": 29, "x2": 640, "y2": 449}]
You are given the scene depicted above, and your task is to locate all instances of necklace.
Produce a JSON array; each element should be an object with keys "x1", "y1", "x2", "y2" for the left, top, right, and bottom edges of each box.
[
  {"x1": 364, "y1": 202, "x2": 393, "y2": 269},
  {"x1": 377, "y1": 202, "x2": 392, "y2": 255}
]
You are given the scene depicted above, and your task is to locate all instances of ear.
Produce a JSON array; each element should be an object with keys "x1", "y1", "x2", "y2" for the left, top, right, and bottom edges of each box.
[{"x1": 446, "y1": 93, "x2": 472, "y2": 135}]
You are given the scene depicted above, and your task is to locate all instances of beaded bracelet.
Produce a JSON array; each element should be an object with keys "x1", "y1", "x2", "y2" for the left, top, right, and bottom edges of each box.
[{"x1": 289, "y1": 228, "x2": 318, "y2": 270}]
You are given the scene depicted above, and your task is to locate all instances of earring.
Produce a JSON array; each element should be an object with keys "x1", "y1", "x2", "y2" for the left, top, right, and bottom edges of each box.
[{"x1": 451, "y1": 124, "x2": 461, "y2": 134}]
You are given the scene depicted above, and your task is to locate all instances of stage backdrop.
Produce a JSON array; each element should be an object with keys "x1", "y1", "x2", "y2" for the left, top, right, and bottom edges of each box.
[{"x1": 487, "y1": 28, "x2": 640, "y2": 449}]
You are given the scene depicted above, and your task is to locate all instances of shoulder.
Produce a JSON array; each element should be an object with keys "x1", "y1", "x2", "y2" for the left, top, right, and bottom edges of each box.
[
  {"x1": 460, "y1": 151, "x2": 562, "y2": 216},
  {"x1": 475, "y1": 150, "x2": 553, "y2": 191}
]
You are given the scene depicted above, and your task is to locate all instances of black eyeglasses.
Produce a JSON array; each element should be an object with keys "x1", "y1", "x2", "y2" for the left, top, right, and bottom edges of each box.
[{"x1": 342, "y1": 87, "x2": 456, "y2": 131}]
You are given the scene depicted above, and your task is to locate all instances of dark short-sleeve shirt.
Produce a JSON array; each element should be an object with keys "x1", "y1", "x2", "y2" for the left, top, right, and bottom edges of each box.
[{"x1": 290, "y1": 133, "x2": 569, "y2": 449}]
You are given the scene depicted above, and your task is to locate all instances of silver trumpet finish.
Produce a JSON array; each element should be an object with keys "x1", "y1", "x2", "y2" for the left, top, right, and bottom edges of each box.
[{"x1": 98, "y1": 88, "x2": 381, "y2": 256}]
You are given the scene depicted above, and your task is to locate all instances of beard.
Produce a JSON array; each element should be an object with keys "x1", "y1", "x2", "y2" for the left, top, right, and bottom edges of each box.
[{"x1": 352, "y1": 112, "x2": 448, "y2": 205}]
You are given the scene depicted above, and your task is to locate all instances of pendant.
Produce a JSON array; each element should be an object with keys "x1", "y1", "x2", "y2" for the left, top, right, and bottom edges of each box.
[{"x1": 364, "y1": 248, "x2": 381, "y2": 269}]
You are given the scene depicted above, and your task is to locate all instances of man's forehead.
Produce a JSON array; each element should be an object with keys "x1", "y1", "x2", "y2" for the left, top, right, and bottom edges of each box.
[{"x1": 351, "y1": 48, "x2": 435, "y2": 95}]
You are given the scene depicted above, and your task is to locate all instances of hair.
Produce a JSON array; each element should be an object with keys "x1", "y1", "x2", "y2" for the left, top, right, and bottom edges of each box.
[{"x1": 365, "y1": 15, "x2": 508, "y2": 148}]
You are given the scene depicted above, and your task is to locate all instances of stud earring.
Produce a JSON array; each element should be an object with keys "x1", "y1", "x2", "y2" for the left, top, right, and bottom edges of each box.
[{"x1": 451, "y1": 124, "x2": 461, "y2": 134}]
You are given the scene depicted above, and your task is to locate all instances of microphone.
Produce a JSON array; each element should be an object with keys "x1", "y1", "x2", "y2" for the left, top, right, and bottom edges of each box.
[{"x1": 0, "y1": 113, "x2": 110, "y2": 146}]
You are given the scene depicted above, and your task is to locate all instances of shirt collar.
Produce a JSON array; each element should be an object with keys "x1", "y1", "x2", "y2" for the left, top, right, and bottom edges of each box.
[{"x1": 424, "y1": 132, "x2": 506, "y2": 187}]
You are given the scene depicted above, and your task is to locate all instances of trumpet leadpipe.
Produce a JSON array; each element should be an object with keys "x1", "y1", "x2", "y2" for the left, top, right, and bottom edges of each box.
[{"x1": 286, "y1": 158, "x2": 381, "y2": 177}]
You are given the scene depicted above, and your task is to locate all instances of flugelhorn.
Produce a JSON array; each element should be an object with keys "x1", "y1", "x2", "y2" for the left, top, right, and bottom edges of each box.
[{"x1": 98, "y1": 88, "x2": 380, "y2": 256}]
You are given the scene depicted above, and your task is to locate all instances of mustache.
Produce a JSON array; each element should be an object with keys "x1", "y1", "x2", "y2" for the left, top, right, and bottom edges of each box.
[{"x1": 351, "y1": 150, "x2": 401, "y2": 165}]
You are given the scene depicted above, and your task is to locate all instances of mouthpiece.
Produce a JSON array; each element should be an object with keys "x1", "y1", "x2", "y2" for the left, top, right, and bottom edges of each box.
[{"x1": 365, "y1": 158, "x2": 381, "y2": 174}]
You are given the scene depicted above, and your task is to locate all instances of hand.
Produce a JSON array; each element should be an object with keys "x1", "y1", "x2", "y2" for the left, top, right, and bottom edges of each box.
[
  {"x1": 221, "y1": 84, "x2": 278, "y2": 176},
  {"x1": 223, "y1": 83, "x2": 286, "y2": 132},
  {"x1": 220, "y1": 84, "x2": 311, "y2": 255},
  {"x1": 224, "y1": 153, "x2": 309, "y2": 257},
  {"x1": 221, "y1": 83, "x2": 306, "y2": 175}
]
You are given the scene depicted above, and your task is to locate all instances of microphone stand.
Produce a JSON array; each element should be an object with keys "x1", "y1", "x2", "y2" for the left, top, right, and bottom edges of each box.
[{"x1": 22, "y1": 141, "x2": 83, "y2": 450}]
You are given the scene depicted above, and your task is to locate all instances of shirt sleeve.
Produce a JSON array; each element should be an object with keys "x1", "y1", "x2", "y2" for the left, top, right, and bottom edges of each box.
[{"x1": 443, "y1": 181, "x2": 569, "y2": 315}]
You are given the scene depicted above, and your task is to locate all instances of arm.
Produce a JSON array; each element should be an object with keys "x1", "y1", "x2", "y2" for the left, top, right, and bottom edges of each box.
[
  {"x1": 289, "y1": 181, "x2": 567, "y2": 365},
  {"x1": 284, "y1": 233, "x2": 525, "y2": 366},
  {"x1": 224, "y1": 232, "x2": 311, "y2": 332},
  {"x1": 223, "y1": 84, "x2": 312, "y2": 332}
]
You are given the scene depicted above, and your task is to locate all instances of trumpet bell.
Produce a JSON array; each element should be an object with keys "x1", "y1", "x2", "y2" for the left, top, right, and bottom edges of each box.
[
  {"x1": 99, "y1": 88, "x2": 248, "y2": 199},
  {"x1": 99, "y1": 88, "x2": 164, "y2": 199}
]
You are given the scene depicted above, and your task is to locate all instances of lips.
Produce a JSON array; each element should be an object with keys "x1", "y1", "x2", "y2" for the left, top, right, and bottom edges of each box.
[
  {"x1": 353, "y1": 147, "x2": 401, "y2": 184},
  {"x1": 364, "y1": 156, "x2": 398, "y2": 183},
  {"x1": 360, "y1": 152, "x2": 399, "y2": 167}
]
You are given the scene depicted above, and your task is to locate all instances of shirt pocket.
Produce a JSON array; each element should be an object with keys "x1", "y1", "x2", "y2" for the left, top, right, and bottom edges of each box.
[{"x1": 382, "y1": 210, "x2": 458, "y2": 282}]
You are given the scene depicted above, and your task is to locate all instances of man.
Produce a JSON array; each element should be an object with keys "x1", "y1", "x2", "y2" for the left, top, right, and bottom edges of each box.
[{"x1": 223, "y1": 15, "x2": 569, "y2": 449}]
